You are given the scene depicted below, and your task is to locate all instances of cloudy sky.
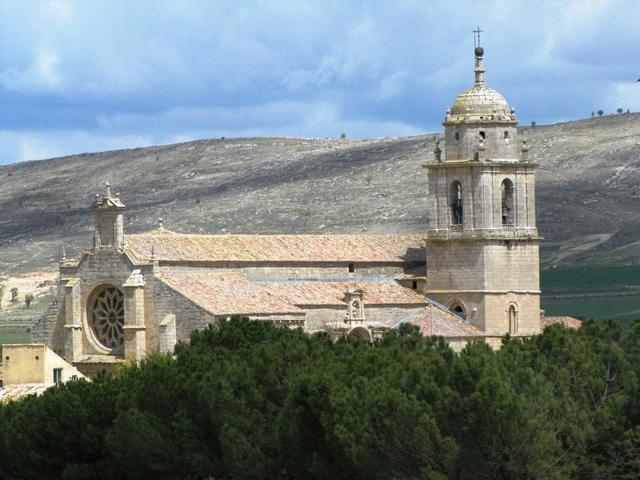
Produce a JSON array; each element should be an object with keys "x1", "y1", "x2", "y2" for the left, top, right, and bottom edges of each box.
[{"x1": 0, "y1": 0, "x2": 638, "y2": 165}]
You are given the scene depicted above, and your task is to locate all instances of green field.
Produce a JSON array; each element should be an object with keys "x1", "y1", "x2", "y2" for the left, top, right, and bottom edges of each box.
[
  {"x1": 541, "y1": 265, "x2": 640, "y2": 327},
  {"x1": 0, "y1": 331, "x2": 31, "y2": 346},
  {"x1": 0, "y1": 295, "x2": 51, "y2": 350}
]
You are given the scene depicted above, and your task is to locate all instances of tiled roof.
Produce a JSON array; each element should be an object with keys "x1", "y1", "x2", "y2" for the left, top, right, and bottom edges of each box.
[
  {"x1": 254, "y1": 281, "x2": 427, "y2": 306},
  {"x1": 541, "y1": 315, "x2": 583, "y2": 330},
  {"x1": 0, "y1": 383, "x2": 51, "y2": 403},
  {"x1": 156, "y1": 269, "x2": 426, "y2": 315},
  {"x1": 156, "y1": 271, "x2": 302, "y2": 315},
  {"x1": 404, "y1": 304, "x2": 483, "y2": 337},
  {"x1": 126, "y1": 230, "x2": 425, "y2": 263}
]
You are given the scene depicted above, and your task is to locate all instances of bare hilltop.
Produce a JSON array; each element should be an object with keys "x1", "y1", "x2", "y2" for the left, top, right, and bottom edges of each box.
[{"x1": 1, "y1": 113, "x2": 639, "y2": 274}]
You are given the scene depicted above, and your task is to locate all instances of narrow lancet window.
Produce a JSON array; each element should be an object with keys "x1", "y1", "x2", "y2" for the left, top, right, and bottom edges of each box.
[
  {"x1": 450, "y1": 181, "x2": 463, "y2": 226},
  {"x1": 508, "y1": 305, "x2": 518, "y2": 333},
  {"x1": 501, "y1": 179, "x2": 514, "y2": 225}
]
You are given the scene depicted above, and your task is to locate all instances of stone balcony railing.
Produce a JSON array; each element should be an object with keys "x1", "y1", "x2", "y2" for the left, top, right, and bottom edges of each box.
[{"x1": 427, "y1": 226, "x2": 539, "y2": 241}]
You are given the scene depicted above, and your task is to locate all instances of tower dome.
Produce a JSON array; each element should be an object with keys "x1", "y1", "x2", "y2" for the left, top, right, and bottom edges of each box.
[
  {"x1": 450, "y1": 85, "x2": 511, "y2": 117},
  {"x1": 445, "y1": 46, "x2": 516, "y2": 124},
  {"x1": 442, "y1": 42, "x2": 520, "y2": 162}
]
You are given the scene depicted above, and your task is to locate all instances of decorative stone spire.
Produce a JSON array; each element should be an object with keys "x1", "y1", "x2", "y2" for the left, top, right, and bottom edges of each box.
[
  {"x1": 157, "y1": 217, "x2": 164, "y2": 230},
  {"x1": 105, "y1": 181, "x2": 112, "y2": 198},
  {"x1": 60, "y1": 244, "x2": 66, "y2": 263}
]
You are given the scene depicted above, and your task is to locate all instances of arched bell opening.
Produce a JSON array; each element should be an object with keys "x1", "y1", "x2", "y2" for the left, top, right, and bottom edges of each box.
[
  {"x1": 450, "y1": 181, "x2": 463, "y2": 226},
  {"x1": 501, "y1": 178, "x2": 514, "y2": 226}
]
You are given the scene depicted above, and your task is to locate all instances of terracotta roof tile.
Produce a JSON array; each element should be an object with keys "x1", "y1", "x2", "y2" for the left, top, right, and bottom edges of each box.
[
  {"x1": 254, "y1": 281, "x2": 428, "y2": 306},
  {"x1": 405, "y1": 305, "x2": 483, "y2": 337},
  {"x1": 541, "y1": 315, "x2": 583, "y2": 330},
  {"x1": 0, "y1": 383, "x2": 51, "y2": 403},
  {"x1": 127, "y1": 230, "x2": 425, "y2": 263},
  {"x1": 156, "y1": 271, "x2": 302, "y2": 315}
]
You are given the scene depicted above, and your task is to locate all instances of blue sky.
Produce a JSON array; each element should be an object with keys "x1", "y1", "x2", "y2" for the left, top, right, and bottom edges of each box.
[{"x1": 0, "y1": 0, "x2": 638, "y2": 165}]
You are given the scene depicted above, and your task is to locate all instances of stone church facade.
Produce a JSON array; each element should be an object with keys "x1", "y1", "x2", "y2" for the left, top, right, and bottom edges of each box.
[{"x1": 33, "y1": 46, "x2": 545, "y2": 374}]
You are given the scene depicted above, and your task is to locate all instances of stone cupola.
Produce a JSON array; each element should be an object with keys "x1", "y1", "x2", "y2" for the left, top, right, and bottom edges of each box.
[
  {"x1": 92, "y1": 182, "x2": 125, "y2": 249},
  {"x1": 443, "y1": 45, "x2": 519, "y2": 162}
]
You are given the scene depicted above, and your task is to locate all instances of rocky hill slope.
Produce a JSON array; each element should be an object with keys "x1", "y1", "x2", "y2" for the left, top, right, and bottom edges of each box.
[{"x1": 0, "y1": 113, "x2": 639, "y2": 274}]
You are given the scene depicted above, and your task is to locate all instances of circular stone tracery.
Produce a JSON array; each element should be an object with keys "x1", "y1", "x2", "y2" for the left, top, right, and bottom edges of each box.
[{"x1": 90, "y1": 286, "x2": 124, "y2": 349}]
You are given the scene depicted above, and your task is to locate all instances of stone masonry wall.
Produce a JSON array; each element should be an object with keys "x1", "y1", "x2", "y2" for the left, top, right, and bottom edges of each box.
[{"x1": 303, "y1": 304, "x2": 424, "y2": 333}]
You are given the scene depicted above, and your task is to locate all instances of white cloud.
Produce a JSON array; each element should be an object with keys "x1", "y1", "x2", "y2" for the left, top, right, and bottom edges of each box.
[
  {"x1": 47, "y1": 0, "x2": 73, "y2": 24},
  {"x1": 0, "y1": 130, "x2": 153, "y2": 163},
  {"x1": 0, "y1": 0, "x2": 638, "y2": 164},
  {"x1": 0, "y1": 98, "x2": 425, "y2": 164},
  {"x1": 608, "y1": 82, "x2": 640, "y2": 113},
  {"x1": 1, "y1": 51, "x2": 62, "y2": 93},
  {"x1": 375, "y1": 71, "x2": 408, "y2": 100}
]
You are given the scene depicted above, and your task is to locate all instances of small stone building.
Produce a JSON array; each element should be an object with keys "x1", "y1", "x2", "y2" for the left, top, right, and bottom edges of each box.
[
  {"x1": 33, "y1": 45, "x2": 547, "y2": 375},
  {"x1": 0, "y1": 343, "x2": 85, "y2": 400}
]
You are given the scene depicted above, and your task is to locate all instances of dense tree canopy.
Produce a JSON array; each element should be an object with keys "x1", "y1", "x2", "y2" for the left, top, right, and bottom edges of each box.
[{"x1": 1, "y1": 317, "x2": 639, "y2": 479}]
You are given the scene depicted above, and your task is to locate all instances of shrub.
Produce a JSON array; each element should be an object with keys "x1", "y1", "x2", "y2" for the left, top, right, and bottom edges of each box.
[{"x1": 24, "y1": 293, "x2": 34, "y2": 309}]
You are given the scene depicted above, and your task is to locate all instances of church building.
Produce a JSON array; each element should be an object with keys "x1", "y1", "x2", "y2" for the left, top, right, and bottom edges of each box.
[{"x1": 33, "y1": 45, "x2": 546, "y2": 375}]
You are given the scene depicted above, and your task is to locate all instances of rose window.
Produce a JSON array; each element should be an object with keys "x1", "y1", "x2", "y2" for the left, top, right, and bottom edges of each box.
[{"x1": 90, "y1": 286, "x2": 124, "y2": 348}]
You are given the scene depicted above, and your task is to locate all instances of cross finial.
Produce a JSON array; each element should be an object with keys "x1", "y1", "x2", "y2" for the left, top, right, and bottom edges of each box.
[{"x1": 473, "y1": 26, "x2": 483, "y2": 48}]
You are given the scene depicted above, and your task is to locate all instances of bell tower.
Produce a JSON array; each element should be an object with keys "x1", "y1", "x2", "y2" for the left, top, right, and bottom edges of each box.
[
  {"x1": 92, "y1": 182, "x2": 125, "y2": 249},
  {"x1": 424, "y1": 36, "x2": 541, "y2": 336}
]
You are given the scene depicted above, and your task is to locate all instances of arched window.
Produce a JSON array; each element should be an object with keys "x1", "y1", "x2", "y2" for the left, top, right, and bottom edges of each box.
[
  {"x1": 455, "y1": 131, "x2": 460, "y2": 141},
  {"x1": 501, "y1": 179, "x2": 514, "y2": 225},
  {"x1": 449, "y1": 301, "x2": 466, "y2": 321},
  {"x1": 508, "y1": 304, "x2": 518, "y2": 334},
  {"x1": 449, "y1": 300, "x2": 467, "y2": 320},
  {"x1": 479, "y1": 131, "x2": 486, "y2": 140},
  {"x1": 450, "y1": 181, "x2": 463, "y2": 226}
]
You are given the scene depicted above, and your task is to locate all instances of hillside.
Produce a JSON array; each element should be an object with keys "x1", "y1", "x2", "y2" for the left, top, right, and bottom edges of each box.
[{"x1": 0, "y1": 113, "x2": 639, "y2": 275}]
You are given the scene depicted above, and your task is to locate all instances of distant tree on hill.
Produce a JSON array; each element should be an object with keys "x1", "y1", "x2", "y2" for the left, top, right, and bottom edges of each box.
[
  {"x1": 591, "y1": 111, "x2": 595, "y2": 118},
  {"x1": 617, "y1": 108, "x2": 624, "y2": 114},
  {"x1": 24, "y1": 293, "x2": 34, "y2": 309},
  {"x1": 10, "y1": 287, "x2": 18, "y2": 303},
  {"x1": 597, "y1": 110, "x2": 604, "y2": 117},
  {"x1": 627, "y1": 109, "x2": 631, "y2": 114},
  {"x1": 531, "y1": 121, "x2": 536, "y2": 127},
  {"x1": 340, "y1": 133, "x2": 346, "y2": 139}
]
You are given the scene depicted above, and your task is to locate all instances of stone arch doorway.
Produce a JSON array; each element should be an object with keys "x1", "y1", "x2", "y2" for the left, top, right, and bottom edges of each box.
[
  {"x1": 87, "y1": 284, "x2": 125, "y2": 355},
  {"x1": 348, "y1": 326, "x2": 372, "y2": 342}
]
